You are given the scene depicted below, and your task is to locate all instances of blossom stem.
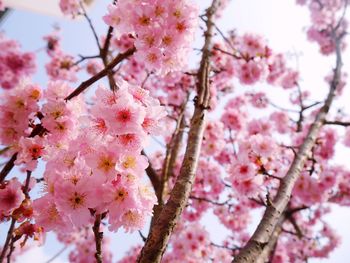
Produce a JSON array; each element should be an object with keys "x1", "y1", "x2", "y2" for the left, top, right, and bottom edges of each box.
[{"x1": 92, "y1": 214, "x2": 103, "y2": 263}]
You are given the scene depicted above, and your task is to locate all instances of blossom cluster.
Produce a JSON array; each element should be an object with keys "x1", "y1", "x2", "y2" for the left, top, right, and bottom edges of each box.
[
  {"x1": 0, "y1": 79, "x2": 165, "y2": 239},
  {"x1": 0, "y1": 82, "x2": 41, "y2": 146},
  {"x1": 32, "y1": 80, "x2": 165, "y2": 233},
  {"x1": 59, "y1": 0, "x2": 80, "y2": 16},
  {"x1": 0, "y1": 33, "x2": 36, "y2": 89},
  {"x1": 211, "y1": 34, "x2": 300, "y2": 90},
  {"x1": 59, "y1": 227, "x2": 113, "y2": 263},
  {"x1": 103, "y1": 0, "x2": 198, "y2": 73},
  {"x1": 44, "y1": 30, "x2": 80, "y2": 82},
  {"x1": 297, "y1": 0, "x2": 348, "y2": 55}
]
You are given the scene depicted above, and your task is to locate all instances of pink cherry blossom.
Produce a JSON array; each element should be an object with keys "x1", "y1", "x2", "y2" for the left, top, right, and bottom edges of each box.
[{"x1": 0, "y1": 178, "x2": 25, "y2": 216}]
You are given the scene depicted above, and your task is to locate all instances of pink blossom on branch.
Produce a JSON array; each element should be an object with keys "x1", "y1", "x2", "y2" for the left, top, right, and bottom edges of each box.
[{"x1": 103, "y1": 0, "x2": 199, "y2": 73}]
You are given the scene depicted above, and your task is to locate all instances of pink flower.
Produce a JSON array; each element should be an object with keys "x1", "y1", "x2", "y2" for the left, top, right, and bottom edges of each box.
[
  {"x1": 238, "y1": 60, "x2": 268, "y2": 85},
  {"x1": 46, "y1": 52, "x2": 79, "y2": 82},
  {"x1": 85, "y1": 146, "x2": 118, "y2": 179},
  {"x1": 270, "y1": 112, "x2": 290, "y2": 133},
  {"x1": 103, "y1": 0, "x2": 198, "y2": 73},
  {"x1": 54, "y1": 179, "x2": 97, "y2": 227},
  {"x1": 250, "y1": 134, "x2": 276, "y2": 158},
  {"x1": 280, "y1": 70, "x2": 299, "y2": 89},
  {"x1": 239, "y1": 34, "x2": 267, "y2": 58},
  {"x1": 115, "y1": 154, "x2": 149, "y2": 176},
  {"x1": 0, "y1": 33, "x2": 36, "y2": 89},
  {"x1": 0, "y1": 178, "x2": 25, "y2": 216},
  {"x1": 15, "y1": 136, "x2": 44, "y2": 171},
  {"x1": 221, "y1": 108, "x2": 245, "y2": 131},
  {"x1": 105, "y1": 98, "x2": 146, "y2": 135},
  {"x1": 33, "y1": 195, "x2": 71, "y2": 232},
  {"x1": 228, "y1": 161, "x2": 256, "y2": 181},
  {"x1": 59, "y1": 0, "x2": 80, "y2": 16}
]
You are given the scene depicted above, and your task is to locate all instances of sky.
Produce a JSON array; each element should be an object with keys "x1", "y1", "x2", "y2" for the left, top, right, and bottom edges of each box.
[{"x1": 2, "y1": 0, "x2": 350, "y2": 262}]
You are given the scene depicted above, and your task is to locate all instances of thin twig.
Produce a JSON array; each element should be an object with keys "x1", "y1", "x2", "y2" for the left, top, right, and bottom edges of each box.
[
  {"x1": 65, "y1": 47, "x2": 136, "y2": 100},
  {"x1": 45, "y1": 246, "x2": 68, "y2": 263},
  {"x1": 324, "y1": 120, "x2": 350, "y2": 126},
  {"x1": 73, "y1": 54, "x2": 100, "y2": 66},
  {"x1": 80, "y1": 2, "x2": 101, "y2": 51}
]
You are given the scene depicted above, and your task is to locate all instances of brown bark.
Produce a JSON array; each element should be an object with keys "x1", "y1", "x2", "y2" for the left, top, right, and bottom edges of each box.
[
  {"x1": 232, "y1": 33, "x2": 344, "y2": 263},
  {"x1": 137, "y1": 1, "x2": 219, "y2": 262},
  {"x1": 92, "y1": 214, "x2": 103, "y2": 263},
  {"x1": 160, "y1": 97, "x2": 189, "y2": 202},
  {"x1": 255, "y1": 216, "x2": 284, "y2": 263}
]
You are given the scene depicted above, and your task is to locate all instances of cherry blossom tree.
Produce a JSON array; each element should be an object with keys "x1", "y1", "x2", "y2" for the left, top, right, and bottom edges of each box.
[{"x1": 1, "y1": 0, "x2": 350, "y2": 262}]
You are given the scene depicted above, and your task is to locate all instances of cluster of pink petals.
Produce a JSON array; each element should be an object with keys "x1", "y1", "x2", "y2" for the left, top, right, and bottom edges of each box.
[
  {"x1": 201, "y1": 120, "x2": 226, "y2": 156},
  {"x1": 44, "y1": 30, "x2": 80, "y2": 82},
  {"x1": 183, "y1": 160, "x2": 225, "y2": 221},
  {"x1": 85, "y1": 59, "x2": 103, "y2": 76},
  {"x1": 15, "y1": 136, "x2": 44, "y2": 171},
  {"x1": 224, "y1": 105, "x2": 279, "y2": 197},
  {"x1": 0, "y1": 178, "x2": 25, "y2": 217},
  {"x1": 41, "y1": 81, "x2": 84, "y2": 144},
  {"x1": 276, "y1": 212, "x2": 340, "y2": 262},
  {"x1": 163, "y1": 223, "x2": 213, "y2": 262},
  {"x1": 0, "y1": 82, "x2": 41, "y2": 146},
  {"x1": 0, "y1": 33, "x2": 36, "y2": 89},
  {"x1": 117, "y1": 245, "x2": 142, "y2": 263},
  {"x1": 103, "y1": 0, "x2": 198, "y2": 73},
  {"x1": 66, "y1": 228, "x2": 113, "y2": 263},
  {"x1": 45, "y1": 52, "x2": 79, "y2": 82},
  {"x1": 294, "y1": 167, "x2": 339, "y2": 205},
  {"x1": 59, "y1": 0, "x2": 81, "y2": 16},
  {"x1": 33, "y1": 80, "x2": 165, "y2": 233},
  {"x1": 211, "y1": 34, "x2": 300, "y2": 90},
  {"x1": 43, "y1": 30, "x2": 61, "y2": 56},
  {"x1": 298, "y1": 0, "x2": 348, "y2": 55}
]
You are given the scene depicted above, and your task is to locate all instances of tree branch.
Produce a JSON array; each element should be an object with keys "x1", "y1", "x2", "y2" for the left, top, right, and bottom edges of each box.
[
  {"x1": 160, "y1": 96, "x2": 189, "y2": 202},
  {"x1": 137, "y1": 1, "x2": 219, "y2": 262},
  {"x1": 232, "y1": 28, "x2": 344, "y2": 263},
  {"x1": 324, "y1": 120, "x2": 350, "y2": 126},
  {"x1": 65, "y1": 47, "x2": 136, "y2": 100}
]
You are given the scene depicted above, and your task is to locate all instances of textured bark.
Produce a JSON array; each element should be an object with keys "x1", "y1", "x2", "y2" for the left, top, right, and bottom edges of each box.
[
  {"x1": 232, "y1": 34, "x2": 344, "y2": 263},
  {"x1": 92, "y1": 214, "x2": 103, "y2": 263},
  {"x1": 161, "y1": 98, "x2": 188, "y2": 202},
  {"x1": 137, "y1": 1, "x2": 219, "y2": 262},
  {"x1": 255, "y1": 216, "x2": 284, "y2": 263}
]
